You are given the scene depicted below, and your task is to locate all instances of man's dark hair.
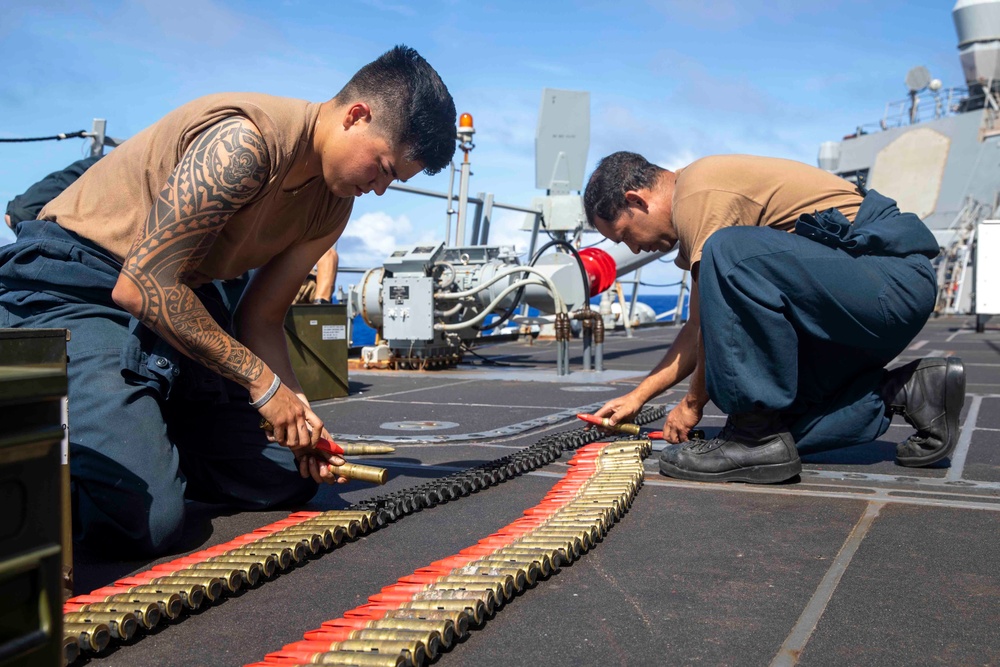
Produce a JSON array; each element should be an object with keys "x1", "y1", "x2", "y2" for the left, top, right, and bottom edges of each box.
[
  {"x1": 583, "y1": 151, "x2": 664, "y2": 225},
  {"x1": 336, "y1": 45, "x2": 457, "y2": 175}
]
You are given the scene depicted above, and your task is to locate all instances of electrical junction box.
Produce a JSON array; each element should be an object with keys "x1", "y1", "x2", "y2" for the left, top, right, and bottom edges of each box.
[
  {"x1": 382, "y1": 276, "x2": 435, "y2": 341},
  {"x1": 522, "y1": 194, "x2": 589, "y2": 232},
  {"x1": 976, "y1": 219, "x2": 1000, "y2": 316}
]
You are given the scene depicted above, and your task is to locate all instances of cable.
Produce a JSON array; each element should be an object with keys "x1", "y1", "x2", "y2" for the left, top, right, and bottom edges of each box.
[
  {"x1": 0, "y1": 130, "x2": 87, "y2": 143},
  {"x1": 475, "y1": 240, "x2": 584, "y2": 332},
  {"x1": 459, "y1": 342, "x2": 511, "y2": 366},
  {"x1": 638, "y1": 280, "x2": 683, "y2": 288}
]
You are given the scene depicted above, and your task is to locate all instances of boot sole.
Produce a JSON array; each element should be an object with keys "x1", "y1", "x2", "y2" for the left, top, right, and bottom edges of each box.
[
  {"x1": 658, "y1": 458, "x2": 801, "y2": 484},
  {"x1": 897, "y1": 357, "x2": 965, "y2": 467}
]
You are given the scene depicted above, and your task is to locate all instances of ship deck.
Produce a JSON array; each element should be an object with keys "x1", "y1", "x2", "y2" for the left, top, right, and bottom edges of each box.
[{"x1": 73, "y1": 315, "x2": 1000, "y2": 667}]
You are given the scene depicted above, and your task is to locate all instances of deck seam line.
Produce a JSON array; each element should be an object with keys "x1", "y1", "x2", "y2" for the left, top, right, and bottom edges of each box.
[
  {"x1": 633, "y1": 475, "x2": 1000, "y2": 511},
  {"x1": 769, "y1": 501, "x2": 884, "y2": 667},
  {"x1": 946, "y1": 394, "x2": 982, "y2": 481}
]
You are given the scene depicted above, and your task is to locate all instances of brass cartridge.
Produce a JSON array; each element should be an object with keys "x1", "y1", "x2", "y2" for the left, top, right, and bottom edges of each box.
[
  {"x1": 473, "y1": 555, "x2": 550, "y2": 580},
  {"x1": 366, "y1": 618, "x2": 456, "y2": 648},
  {"x1": 186, "y1": 562, "x2": 262, "y2": 587},
  {"x1": 235, "y1": 542, "x2": 305, "y2": 564},
  {"x1": 434, "y1": 574, "x2": 514, "y2": 602},
  {"x1": 399, "y1": 598, "x2": 488, "y2": 627},
  {"x1": 467, "y1": 560, "x2": 540, "y2": 586},
  {"x1": 107, "y1": 592, "x2": 183, "y2": 620},
  {"x1": 380, "y1": 608, "x2": 469, "y2": 637},
  {"x1": 297, "y1": 517, "x2": 362, "y2": 539},
  {"x1": 125, "y1": 583, "x2": 206, "y2": 609},
  {"x1": 316, "y1": 640, "x2": 425, "y2": 667},
  {"x1": 63, "y1": 621, "x2": 112, "y2": 653},
  {"x1": 453, "y1": 565, "x2": 529, "y2": 591},
  {"x1": 328, "y1": 461, "x2": 388, "y2": 485},
  {"x1": 320, "y1": 511, "x2": 375, "y2": 532},
  {"x1": 63, "y1": 611, "x2": 138, "y2": 641},
  {"x1": 351, "y1": 628, "x2": 441, "y2": 660},
  {"x1": 275, "y1": 527, "x2": 342, "y2": 550},
  {"x1": 528, "y1": 530, "x2": 591, "y2": 552},
  {"x1": 74, "y1": 601, "x2": 160, "y2": 629},
  {"x1": 149, "y1": 575, "x2": 225, "y2": 601},
  {"x1": 254, "y1": 533, "x2": 323, "y2": 555},
  {"x1": 62, "y1": 635, "x2": 80, "y2": 664},
  {"x1": 208, "y1": 555, "x2": 278, "y2": 579},
  {"x1": 509, "y1": 539, "x2": 578, "y2": 563},
  {"x1": 338, "y1": 444, "x2": 396, "y2": 456},
  {"x1": 491, "y1": 549, "x2": 559, "y2": 574},
  {"x1": 408, "y1": 588, "x2": 497, "y2": 615},
  {"x1": 308, "y1": 652, "x2": 411, "y2": 666}
]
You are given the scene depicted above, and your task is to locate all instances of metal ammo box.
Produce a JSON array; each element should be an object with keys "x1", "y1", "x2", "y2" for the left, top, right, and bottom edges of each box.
[
  {"x1": 0, "y1": 329, "x2": 68, "y2": 667},
  {"x1": 284, "y1": 304, "x2": 349, "y2": 400}
]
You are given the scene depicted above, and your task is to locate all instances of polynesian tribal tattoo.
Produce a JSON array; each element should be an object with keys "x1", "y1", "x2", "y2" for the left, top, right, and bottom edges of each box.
[{"x1": 120, "y1": 117, "x2": 271, "y2": 387}]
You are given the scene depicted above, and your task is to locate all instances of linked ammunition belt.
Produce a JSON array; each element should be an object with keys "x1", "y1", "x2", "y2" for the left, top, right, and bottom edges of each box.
[
  {"x1": 61, "y1": 405, "x2": 666, "y2": 664},
  {"x1": 250, "y1": 439, "x2": 652, "y2": 667}
]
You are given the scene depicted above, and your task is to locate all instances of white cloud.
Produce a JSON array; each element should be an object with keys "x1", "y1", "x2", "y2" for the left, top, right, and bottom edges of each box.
[{"x1": 338, "y1": 211, "x2": 414, "y2": 266}]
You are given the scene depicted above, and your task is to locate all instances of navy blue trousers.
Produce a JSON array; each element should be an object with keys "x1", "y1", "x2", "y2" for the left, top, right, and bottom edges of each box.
[
  {"x1": 698, "y1": 227, "x2": 937, "y2": 452},
  {"x1": 0, "y1": 221, "x2": 316, "y2": 556}
]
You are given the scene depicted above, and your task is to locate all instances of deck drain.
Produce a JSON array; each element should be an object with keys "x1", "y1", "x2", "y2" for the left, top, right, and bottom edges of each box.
[
  {"x1": 380, "y1": 420, "x2": 460, "y2": 431},
  {"x1": 560, "y1": 386, "x2": 616, "y2": 392}
]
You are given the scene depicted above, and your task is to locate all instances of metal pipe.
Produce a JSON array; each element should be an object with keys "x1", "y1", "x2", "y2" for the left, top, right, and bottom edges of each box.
[
  {"x1": 470, "y1": 190, "x2": 485, "y2": 245},
  {"x1": 444, "y1": 161, "x2": 456, "y2": 245},
  {"x1": 480, "y1": 193, "x2": 494, "y2": 244},
  {"x1": 455, "y1": 159, "x2": 472, "y2": 245}
]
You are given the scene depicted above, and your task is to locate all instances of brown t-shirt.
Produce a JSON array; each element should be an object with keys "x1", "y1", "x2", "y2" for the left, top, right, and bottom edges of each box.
[
  {"x1": 672, "y1": 155, "x2": 863, "y2": 271},
  {"x1": 40, "y1": 93, "x2": 353, "y2": 280}
]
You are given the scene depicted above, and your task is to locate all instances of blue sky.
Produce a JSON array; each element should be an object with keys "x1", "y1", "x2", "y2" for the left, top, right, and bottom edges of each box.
[{"x1": 0, "y1": 0, "x2": 965, "y2": 293}]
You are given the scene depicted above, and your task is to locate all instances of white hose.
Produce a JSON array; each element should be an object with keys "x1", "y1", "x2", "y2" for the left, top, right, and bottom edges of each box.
[
  {"x1": 435, "y1": 279, "x2": 549, "y2": 331},
  {"x1": 434, "y1": 265, "x2": 563, "y2": 306}
]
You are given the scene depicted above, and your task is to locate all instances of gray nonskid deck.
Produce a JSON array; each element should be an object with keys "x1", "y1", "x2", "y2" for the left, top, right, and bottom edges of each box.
[{"x1": 75, "y1": 316, "x2": 1000, "y2": 666}]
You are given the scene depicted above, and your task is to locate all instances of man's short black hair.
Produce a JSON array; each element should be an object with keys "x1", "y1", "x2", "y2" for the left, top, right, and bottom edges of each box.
[
  {"x1": 336, "y1": 45, "x2": 456, "y2": 175},
  {"x1": 584, "y1": 151, "x2": 664, "y2": 226}
]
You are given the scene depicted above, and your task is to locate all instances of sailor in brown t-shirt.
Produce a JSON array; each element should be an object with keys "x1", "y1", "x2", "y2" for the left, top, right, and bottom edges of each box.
[
  {"x1": 0, "y1": 46, "x2": 457, "y2": 556},
  {"x1": 584, "y1": 152, "x2": 964, "y2": 484}
]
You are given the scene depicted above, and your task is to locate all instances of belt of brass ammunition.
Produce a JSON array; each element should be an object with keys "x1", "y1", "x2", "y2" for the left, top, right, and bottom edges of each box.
[
  {"x1": 63, "y1": 611, "x2": 138, "y2": 641},
  {"x1": 63, "y1": 621, "x2": 112, "y2": 652},
  {"x1": 73, "y1": 601, "x2": 160, "y2": 628}
]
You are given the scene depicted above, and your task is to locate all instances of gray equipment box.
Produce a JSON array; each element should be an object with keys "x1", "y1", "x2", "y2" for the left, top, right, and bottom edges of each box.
[{"x1": 0, "y1": 329, "x2": 68, "y2": 667}]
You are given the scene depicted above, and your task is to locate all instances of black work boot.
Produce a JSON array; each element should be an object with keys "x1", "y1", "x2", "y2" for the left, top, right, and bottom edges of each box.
[
  {"x1": 880, "y1": 357, "x2": 965, "y2": 467},
  {"x1": 658, "y1": 411, "x2": 800, "y2": 483}
]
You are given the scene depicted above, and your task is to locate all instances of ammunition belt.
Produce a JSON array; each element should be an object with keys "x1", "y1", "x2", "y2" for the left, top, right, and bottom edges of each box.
[
  {"x1": 62, "y1": 405, "x2": 665, "y2": 663},
  {"x1": 251, "y1": 439, "x2": 652, "y2": 667}
]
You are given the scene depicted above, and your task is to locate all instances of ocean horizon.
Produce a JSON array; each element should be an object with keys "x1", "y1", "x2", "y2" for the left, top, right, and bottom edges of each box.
[{"x1": 348, "y1": 292, "x2": 684, "y2": 348}]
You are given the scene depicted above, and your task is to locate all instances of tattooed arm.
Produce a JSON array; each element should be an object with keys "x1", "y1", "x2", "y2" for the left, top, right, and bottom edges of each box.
[{"x1": 111, "y1": 116, "x2": 324, "y2": 451}]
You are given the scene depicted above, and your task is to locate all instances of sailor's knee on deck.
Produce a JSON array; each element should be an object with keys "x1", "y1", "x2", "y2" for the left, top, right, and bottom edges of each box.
[{"x1": 72, "y1": 472, "x2": 186, "y2": 556}]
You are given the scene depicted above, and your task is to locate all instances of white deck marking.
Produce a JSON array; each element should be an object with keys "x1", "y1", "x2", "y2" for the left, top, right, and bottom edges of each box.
[
  {"x1": 769, "y1": 502, "x2": 884, "y2": 667},
  {"x1": 908, "y1": 340, "x2": 928, "y2": 350},
  {"x1": 945, "y1": 394, "x2": 983, "y2": 482}
]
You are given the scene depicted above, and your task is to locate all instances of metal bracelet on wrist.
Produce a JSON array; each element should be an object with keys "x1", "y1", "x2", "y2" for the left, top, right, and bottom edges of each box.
[{"x1": 249, "y1": 374, "x2": 281, "y2": 409}]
